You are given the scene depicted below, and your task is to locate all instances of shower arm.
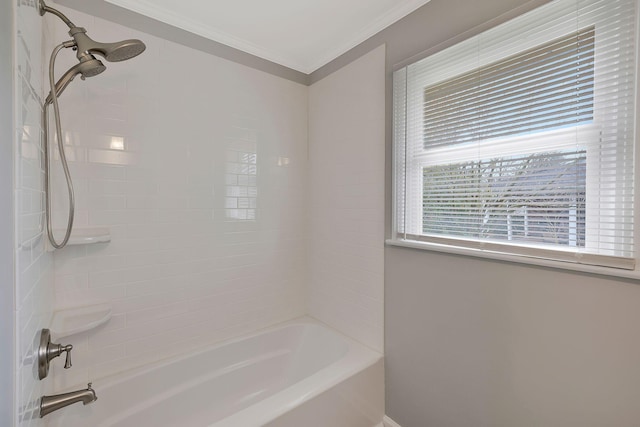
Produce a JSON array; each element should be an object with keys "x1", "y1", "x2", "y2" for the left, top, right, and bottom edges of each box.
[
  {"x1": 38, "y1": 0, "x2": 94, "y2": 63},
  {"x1": 39, "y1": 0, "x2": 77, "y2": 28}
]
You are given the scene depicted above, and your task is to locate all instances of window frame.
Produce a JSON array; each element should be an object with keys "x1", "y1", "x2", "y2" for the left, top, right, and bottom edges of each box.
[{"x1": 389, "y1": 0, "x2": 640, "y2": 277}]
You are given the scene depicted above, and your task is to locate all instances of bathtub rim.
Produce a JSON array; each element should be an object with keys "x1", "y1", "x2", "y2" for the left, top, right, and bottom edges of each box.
[
  {"x1": 57, "y1": 316, "x2": 383, "y2": 426},
  {"x1": 92, "y1": 315, "x2": 379, "y2": 386}
]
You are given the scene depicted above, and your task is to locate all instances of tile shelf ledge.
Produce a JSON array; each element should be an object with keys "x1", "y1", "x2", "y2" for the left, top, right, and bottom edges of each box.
[
  {"x1": 50, "y1": 303, "x2": 113, "y2": 338},
  {"x1": 53, "y1": 227, "x2": 111, "y2": 245}
]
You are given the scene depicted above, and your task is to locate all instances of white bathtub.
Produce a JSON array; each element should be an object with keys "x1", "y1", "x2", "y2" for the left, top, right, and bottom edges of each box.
[{"x1": 47, "y1": 317, "x2": 384, "y2": 427}]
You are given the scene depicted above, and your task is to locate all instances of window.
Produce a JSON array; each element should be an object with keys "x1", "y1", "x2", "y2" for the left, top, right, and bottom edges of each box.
[{"x1": 392, "y1": 0, "x2": 637, "y2": 270}]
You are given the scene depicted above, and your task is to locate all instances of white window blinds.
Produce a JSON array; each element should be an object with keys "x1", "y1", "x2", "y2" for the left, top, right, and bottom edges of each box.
[
  {"x1": 393, "y1": 0, "x2": 637, "y2": 269},
  {"x1": 422, "y1": 27, "x2": 595, "y2": 148}
]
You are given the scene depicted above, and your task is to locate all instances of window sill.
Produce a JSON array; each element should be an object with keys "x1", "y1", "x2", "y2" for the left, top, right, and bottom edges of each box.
[{"x1": 385, "y1": 238, "x2": 640, "y2": 281}]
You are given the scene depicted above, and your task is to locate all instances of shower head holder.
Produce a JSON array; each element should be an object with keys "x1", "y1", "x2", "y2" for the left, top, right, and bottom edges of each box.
[{"x1": 68, "y1": 26, "x2": 146, "y2": 62}]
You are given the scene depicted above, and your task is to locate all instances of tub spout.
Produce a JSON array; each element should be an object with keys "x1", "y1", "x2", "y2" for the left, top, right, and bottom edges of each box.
[{"x1": 40, "y1": 383, "x2": 98, "y2": 418}]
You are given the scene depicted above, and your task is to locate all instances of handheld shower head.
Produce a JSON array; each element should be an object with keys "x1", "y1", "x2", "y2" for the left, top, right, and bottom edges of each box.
[
  {"x1": 69, "y1": 27, "x2": 146, "y2": 62},
  {"x1": 45, "y1": 55, "x2": 106, "y2": 105}
]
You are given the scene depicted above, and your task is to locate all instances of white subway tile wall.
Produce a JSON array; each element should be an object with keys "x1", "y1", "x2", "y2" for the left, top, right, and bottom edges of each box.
[
  {"x1": 308, "y1": 46, "x2": 386, "y2": 352},
  {"x1": 15, "y1": 1, "x2": 53, "y2": 426},
  {"x1": 13, "y1": 2, "x2": 386, "y2": 408},
  {"x1": 44, "y1": 6, "x2": 308, "y2": 387}
]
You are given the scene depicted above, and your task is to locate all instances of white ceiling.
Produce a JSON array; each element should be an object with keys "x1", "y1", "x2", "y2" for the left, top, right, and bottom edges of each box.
[{"x1": 104, "y1": 0, "x2": 431, "y2": 74}]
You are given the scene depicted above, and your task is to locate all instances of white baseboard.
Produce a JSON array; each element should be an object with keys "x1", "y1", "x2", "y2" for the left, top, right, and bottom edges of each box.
[{"x1": 383, "y1": 415, "x2": 402, "y2": 427}]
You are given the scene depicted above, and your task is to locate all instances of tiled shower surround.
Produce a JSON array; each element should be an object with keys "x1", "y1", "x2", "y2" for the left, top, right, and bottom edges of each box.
[
  {"x1": 46, "y1": 5, "x2": 309, "y2": 387},
  {"x1": 13, "y1": 0, "x2": 384, "y2": 416},
  {"x1": 15, "y1": 1, "x2": 53, "y2": 426},
  {"x1": 308, "y1": 46, "x2": 385, "y2": 353}
]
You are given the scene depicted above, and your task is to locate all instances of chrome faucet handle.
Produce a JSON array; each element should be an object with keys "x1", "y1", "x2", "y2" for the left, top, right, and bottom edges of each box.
[
  {"x1": 37, "y1": 329, "x2": 74, "y2": 379},
  {"x1": 48, "y1": 342, "x2": 73, "y2": 367},
  {"x1": 62, "y1": 344, "x2": 73, "y2": 369}
]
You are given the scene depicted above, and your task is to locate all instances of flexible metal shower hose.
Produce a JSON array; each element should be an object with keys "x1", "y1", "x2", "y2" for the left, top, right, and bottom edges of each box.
[{"x1": 43, "y1": 42, "x2": 75, "y2": 249}]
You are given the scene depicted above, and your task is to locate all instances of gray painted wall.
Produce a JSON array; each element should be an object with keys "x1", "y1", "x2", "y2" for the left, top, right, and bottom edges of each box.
[
  {"x1": 0, "y1": 0, "x2": 15, "y2": 425},
  {"x1": 386, "y1": 248, "x2": 640, "y2": 427}
]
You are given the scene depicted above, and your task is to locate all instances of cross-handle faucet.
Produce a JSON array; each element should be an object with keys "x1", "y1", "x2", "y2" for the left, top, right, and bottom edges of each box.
[
  {"x1": 37, "y1": 328, "x2": 73, "y2": 380},
  {"x1": 40, "y1": 382, "x2": 98, "y2": 418}
]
